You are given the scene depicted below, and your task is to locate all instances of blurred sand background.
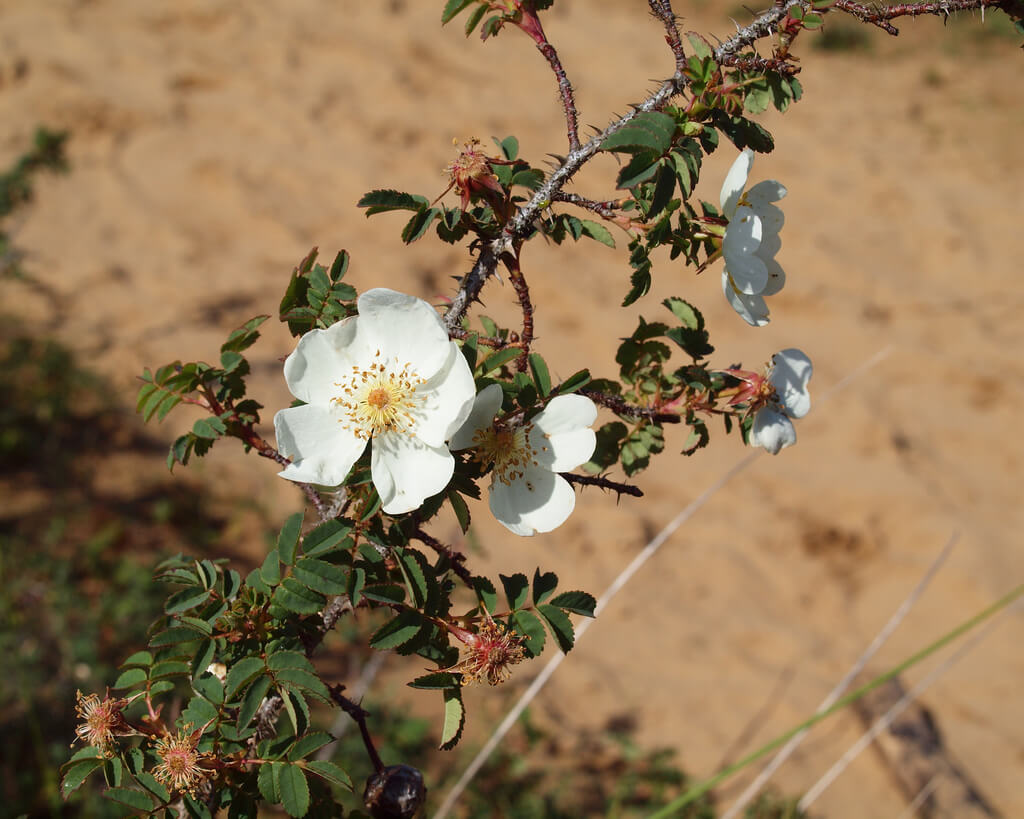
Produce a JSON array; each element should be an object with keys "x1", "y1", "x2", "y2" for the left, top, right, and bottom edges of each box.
[{"x1": 2, "y1": 0, "x2": 1023, "y2": 815}]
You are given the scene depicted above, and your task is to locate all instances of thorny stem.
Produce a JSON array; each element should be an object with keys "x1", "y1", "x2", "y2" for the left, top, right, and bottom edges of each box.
[
  {"x1": 551, "y1": 191, "x2": 627, "y2": 220},
  {"x1": 582, "y1": 389, "x2": 684, "y2": 425},
  {"x1": 562, "y1": 472, "x2": 644, "y2": 498},
  {"x1": 412, "y1": 527, "x2": 473, "y2": 586},
  {"x1": 834, "y1": 0, "x2": 1000, "y2": 34},
  {"x1": 538, "y1": 41, "x2": 581, "y2": 152},
  {"x1": 447, "y1": 326, "x2": 518, "y2": 349},
  {"x1": 329, "y1": 686, "x2": 385, "y2": 774},
  {"x1": 647, "y1": 0, "x2": 688, "y2": 72},
  {"x1": 508, "y1": 261, "x2": 534, "y2": 371}
]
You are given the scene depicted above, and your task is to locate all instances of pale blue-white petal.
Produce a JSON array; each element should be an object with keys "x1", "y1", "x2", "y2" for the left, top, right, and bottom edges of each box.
[
  {"x1": 770, "y1": 349, "x2": 813, "y2": 418},
  {"x1": 722, "y1": 272, "x2": 771, "y2": 327},
  {"x1": 750, "y1": 407, "x2": 796, "y2": 454}
]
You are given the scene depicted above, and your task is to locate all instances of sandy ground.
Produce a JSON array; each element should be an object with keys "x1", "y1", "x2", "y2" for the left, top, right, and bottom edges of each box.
[{"x1": 3, "y1": 0, "x2": 1023, "y2": 815}]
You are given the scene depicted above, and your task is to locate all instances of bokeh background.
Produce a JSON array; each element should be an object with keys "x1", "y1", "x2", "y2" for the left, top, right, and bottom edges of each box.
[{"x1": 2, "y1": 0, "x2": 1023, "y2": 815}]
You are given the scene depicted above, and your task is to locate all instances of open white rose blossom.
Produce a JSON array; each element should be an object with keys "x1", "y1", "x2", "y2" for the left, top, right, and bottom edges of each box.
[
  {"x1": 719, "y1": 148, "x2": 787, "y2": 326},
  {"x1": 274, "y1": 288, "x2": 475, "y2": 515},
  {"x1": 450, "y1": 383, "x2": 597, "y2": 536},
  {"x1": 750, "y1": 348, "x2": 812, "y2": 454}
]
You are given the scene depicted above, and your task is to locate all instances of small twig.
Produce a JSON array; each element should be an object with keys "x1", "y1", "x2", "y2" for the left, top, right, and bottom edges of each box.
[
  {"x1": 329, "y1": 685, "x2": 385, "y2": 774},
  {"x1": 550, "y1": 191, "x2": 627, "y2": 220},
  {"x1": 317, "y1": 652, "x2": 389, "y2": 760},
  {"x1": 412, "y1": 528, "x2": 473, "y2": 586},
  {"x1": 581, "y1": 389, "x2": 683, "y2": 424},
  {"x1": 561, "y1": 472, "x2": 643, "y2": 498},
  {"x1": 536, "y1": 41, "x2": 581, "y2": 152},
  {"x1": 447, "y1": 326, "x2": 517, "y2": 350}
]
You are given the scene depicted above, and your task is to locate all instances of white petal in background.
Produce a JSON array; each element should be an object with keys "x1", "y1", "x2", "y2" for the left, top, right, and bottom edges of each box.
[
  {"x1": 489, "y1": 467, "x2": 577, "y2": 536},
  {"x1": 720, "y1": 148, "x2": 753, "y2": 218},
  {"x1": 750, "y1": 407, "x2": 797, "y2": 454},
  {"x1": 771, "y1": 348, "x2": 813, "y2": 418}
]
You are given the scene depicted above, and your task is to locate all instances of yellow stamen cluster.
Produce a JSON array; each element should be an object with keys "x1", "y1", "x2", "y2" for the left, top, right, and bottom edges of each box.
[
  {"x1": 152, "y1": 725, "x2": 208, "y2": 796},
  {"x1": 458, "y1": 621, "x2": 527, "y2": 686},
  {"x1": 472, "y1": 422, "x2": 539, "y2": 485},
  {"x1": 332, "y1": 350, "x2": 424, "y2": 439}
]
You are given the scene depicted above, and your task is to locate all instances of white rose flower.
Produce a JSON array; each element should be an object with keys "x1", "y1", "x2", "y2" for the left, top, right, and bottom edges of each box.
[
  {"x1": 719, "y1": 148, "x2": 787, "y2": 324},
  {"x1": 750, "y1": 348, "x2": 812, "y2": 454},
  {"x1": 450, "y1": 383, "x2": 597, "y2": 536},
  {"x1": 274, "y1": 288, "x2": 475, "y2": 515}
]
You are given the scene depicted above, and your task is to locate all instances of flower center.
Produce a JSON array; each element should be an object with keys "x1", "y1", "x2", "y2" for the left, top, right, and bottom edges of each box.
[
  {"x1": 332, "y1": 351, "x2": 425, "y2": 439},
  {"x1": 472, "y1": 422, "x2": 538, "y2": 484}
]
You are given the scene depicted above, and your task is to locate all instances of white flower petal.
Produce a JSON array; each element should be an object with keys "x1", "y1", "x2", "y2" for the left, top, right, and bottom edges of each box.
[
  {"x1": 760, "y1": 256, "x2": 787, "y2": 296},
  {"x1": 722, "y1": 272, "x2": 771, "y2": 327},
  {"x1": 529, "y1": 396, "x2": 597, "y2": 471},
  {"x1": 754, "y1": 229, "x2": 782, "y2": 262},
  {"x1": 408, "y1": 343, "x2": 476, "y2": 448},
  {"x1": 283, "y1": 317, "x2": 369, "y2": 404},
  {"x1": 355, "y1": 288, "x2": 451, "y2": 379},
  {"x1": 770, "y1": 348, "x2": 813, "y2": 418},
  {"x1": 449, "y1": 382, "x2": 503, "y2": 451},
  {"x1": 723, "y1": 208, "x2": 769, "y2": 294},
  {"x1": 746, "y1": 179, "x2": 787, "y2": 205},
  {"x1": 750, "y1": 200, "x2": 785, "y2": 236},
  {"x1": 274, "y1": 403, "x2": 367, "y2": 486},
  {"x1": 750, "y1": 407, "x2": 796, "y2": 454},
  {"x1": 720, "y1": 148, "x2": 754, "y2": 218},
  {"x1": 489, "y1": 467, "x2": 576, "y2": 536},
  {"x1": 371, "y1": 431, "x2": 455, "y2": 515}
]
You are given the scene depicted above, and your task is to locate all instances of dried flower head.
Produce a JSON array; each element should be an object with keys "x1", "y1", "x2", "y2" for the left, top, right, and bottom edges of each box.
[
  {"x1": 152, "y1": 725, "x2": 209, "y2": 796},
  {"x1": 73, "y1": 690, "x2": 130, "y2": 755},
  {"x1": 444, "y1": 138, "x2": 506, "y2": 211},
  {"x1": 455, "y1": 619, "x2": 527, "y2": 686}
]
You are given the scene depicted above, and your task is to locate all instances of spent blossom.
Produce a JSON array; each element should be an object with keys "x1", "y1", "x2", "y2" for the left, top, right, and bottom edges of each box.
[
  {"x1": 152, "y1": 724, "x2": 209, "y2": 796},
  {"x1": 73, "y1": 690, "x2": 132, "y2": 755},
  {"x1": 274, "y1": 288, "x2": 475, "y2": 515},
  {"x1": 450, "y1": 383, "x2": 597, "y2": 536},
  {"x1": 719, "y1": 148, "x2": 787, "y2": 326},
  {"x1": 450, "y1": 618, "x2": 527, "y2": 686}
]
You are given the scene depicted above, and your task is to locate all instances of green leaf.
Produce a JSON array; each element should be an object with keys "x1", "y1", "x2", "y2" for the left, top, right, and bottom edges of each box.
[
  {"x1": 302, "y1": 519, "x2": 352, "y2": 557},
  {"x1": 579, "y1": 219, "x2": 615, "y2": 248},
  {"x1": 601, "y1": 112, "x2": 676, "y2": 154},
  {"x1": 479, "y1": 347, "x2": 523, "y2": 376},
  {"x1": 258, "y1": 760, "x2": 282, "y2": 804},
  {"x1": 686, "y1": 32, "x2": 713, "y2": 60},
  {"x1": 402, "y1": 207, "x2": 439, "y2": 244},
  {"x1": 440, "y1": 688, "x2": 466, "y2": 750},
  {"x1": 528, "y1": 353, "x2": 552, "y2": 397},
  {"x1": 472, "y1": 576, "x2": 498, "y2": 614},
  {"x1": 120, "y1": 651, "x2": 154, "y2": 669},
  {"x1": 500, "y1": 573, "x2": 529, "y2": 611},
  {"x1": 267, "y1": 650, "x2": 315, "y2": 673},
  {"x1": 60, "y1": 757, "x2": 104, "y2": 798},
  {"x1": 261, "y1": 549, "x2": 282, "y2": 586},
  {"x1": 165, "y1": 587, "x2": 212, "y2": 615},
  {"x1": 648, "y1": 163, "x2": 676, "y2": 219},
  {"x1": 277, "y1": 512, "x2": 303, "y2": 566},
  {"x1": 537, "y1": 603, "x2": 575, "y2": 653},
  {"x1": 447, "y1": 489, "x2": 471, "y2": 534},
  {"x1": 370, "y1": 611, "x2": 426, "y2": 650},
  {"x1": 616, "y1": 151, "x2": 661, "y2": 189},
  {"x1": 225, "y1": 657, "x2": 266, "y2": 701},
  {"x1": 512, "y1": 610, "x2": 546, "y2": 657},
  {"x1": 356, "y1": 189, "x2": 428, "y2": 215},
  {"x1": 532, "y1": 569, "x2": 558, "y2": 605},
  {"x1": 180, "y1": 694, "x2": 218, "y2": 727},
  {"x1": 495, "y1": 134, "x2": 519, "y2": 160},
  {"x1": 274, "y1": 668, "x2": 331, "y2": 702},
  {"x1": 103, "y1": 787, "x2": 156, "y2": 812},
  {"x1": 191, "y1": 416, "x2": 226, "y2": 440},
  {"x1": 361, "y1": 583, "x2": 406, "y2": 604},
  {"x1": 408, "y1": 671, "x2": 463, "y2": 690},
  {"x1": 288, "y1": 731, "x2": 334, "y2": 761},
  {"x1": 556, "y1": 369, "x2": 591, "y2": 394},
  {"x1": 273, "y1": 582, "x2": 324, "y2": 615},
  {"x1": 549, "y1": 590, "x2": 597, "y2": 617},
  {"x1": 304, "y1": 760, "x2": 352, "y2": 790},
  {"x1": 238, "y1": 675, "x2": 271, "y2": 730},
  {"x1": 149, "y1": 660, "x2": 191, "y2": 681},
  {"x1": 441, "y1": 0, "x2": 475, "y2": 24},
  {"x1": 292, "y1": 558, "x2": 348, "y2": 596},
  {"x1": 149, "y1": 626, "x2": 201, "y2": 647},
  {"x1": 279, "y1": 764, "x2": 311, "y2": 817}
]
